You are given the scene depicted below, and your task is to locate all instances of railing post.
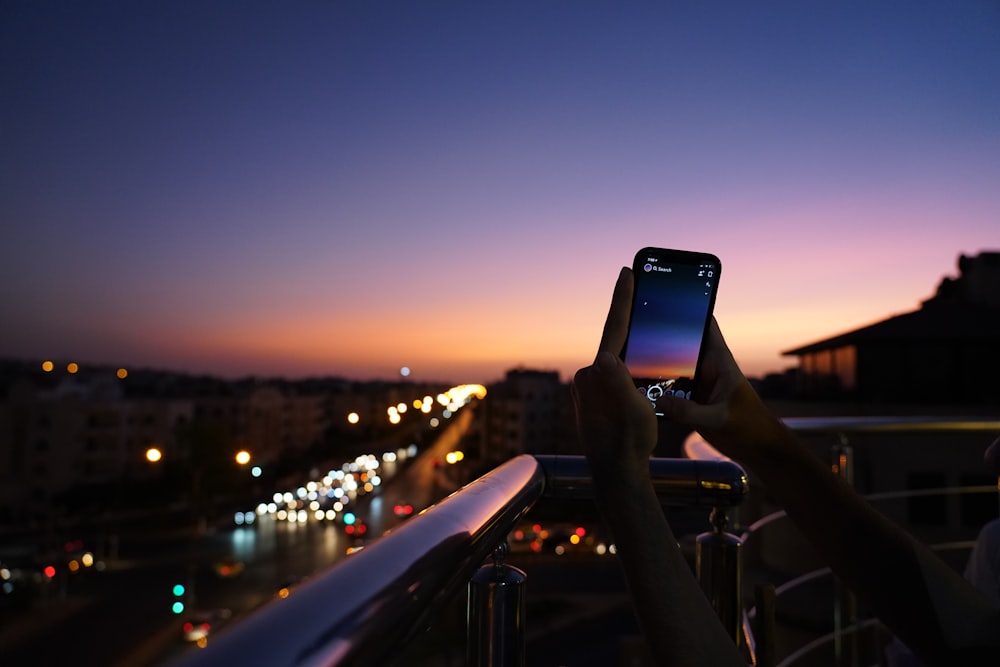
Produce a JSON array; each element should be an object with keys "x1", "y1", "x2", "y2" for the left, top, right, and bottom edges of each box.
[
  {"x1": 696, "y1": 507, "x2": 743, "y2": 649},
  {"x1": 832, "y1": 438, "x2": 859, "y2": 667},
  {"x1": 467, "y1": 541, "x2": 527, "y2": 667},
  {"x1": 753, "y1": 583, "x2": 776, "y2": 667}
]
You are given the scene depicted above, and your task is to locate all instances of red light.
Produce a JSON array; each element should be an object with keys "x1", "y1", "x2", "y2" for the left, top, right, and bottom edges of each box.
[
  {"x1": 345, "y1": 525, "x2": 355, "y2": 535},
  {"x1": 575, "y1": 527, "x2": 586, "y2": 538},
  {"x1": 532, "y1": 524, "x2": 542, "y2": 533},
  {"x1": 357, "y1": 524, "x2": 367, "y2": 535},
  {"x1": 219, "y1": 565, "x2": 231, "y2": 576},
  {"x1": 201, "y1": 623, "x2": 211, "y2": 632},
  {"x1": 530, "y1": 540, "x2": 542, "y2": 553},
  {"x1": 44, "y1": 565, "x2": 56, "y2": 578},
  {"x1": 513, "y1": 530, "x2": 524, "y2": 540},
  {"x1": 183, "y1": 623, "x2": 194, "y2": 633}
]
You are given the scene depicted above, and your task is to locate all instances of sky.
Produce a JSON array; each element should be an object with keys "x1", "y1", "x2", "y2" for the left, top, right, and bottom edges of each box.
[{"x1": 1, "y1": 1, "x2": 998, "y2": 384}]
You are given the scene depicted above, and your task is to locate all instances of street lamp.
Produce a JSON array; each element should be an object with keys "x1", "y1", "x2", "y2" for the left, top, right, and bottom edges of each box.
[
  {"x1": 145, "y1": 447, "x2": 163, "y2": 463},
  {"x1": 235, "y1": 450, "x2": 251, "y2": 466}
]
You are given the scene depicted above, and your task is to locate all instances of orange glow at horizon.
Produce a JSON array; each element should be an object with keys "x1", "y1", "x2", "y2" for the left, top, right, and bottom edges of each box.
[{"x1": 57, "y1": 240, "x2": 990, "y2": 383}]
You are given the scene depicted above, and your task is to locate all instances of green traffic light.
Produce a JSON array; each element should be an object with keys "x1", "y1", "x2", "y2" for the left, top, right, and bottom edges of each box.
[
  {"x1": 172, "y1": 584, "x2": 185, "y2": 596},
  {"x1": 172, "y1": 601, "x2": 185, "y2": 614}
]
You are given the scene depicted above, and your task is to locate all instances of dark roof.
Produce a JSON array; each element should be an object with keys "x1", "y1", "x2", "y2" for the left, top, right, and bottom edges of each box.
[{"x1": 782, "y1": 303, "x2": 1000, "y2": 356}]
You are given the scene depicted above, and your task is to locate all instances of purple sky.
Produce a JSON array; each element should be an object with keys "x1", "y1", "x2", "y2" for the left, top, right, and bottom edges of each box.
[{"x1": 2, "y1": 1, "x2": 998, "y2": 383}]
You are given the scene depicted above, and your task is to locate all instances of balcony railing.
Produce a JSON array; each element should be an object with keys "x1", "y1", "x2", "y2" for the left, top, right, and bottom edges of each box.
[
  {"x1": 166, "y1": 453, "x2": 749, "y2": 667},
  {"x1": 167, "y1": 415, "x2": 999, "y2": 667}
]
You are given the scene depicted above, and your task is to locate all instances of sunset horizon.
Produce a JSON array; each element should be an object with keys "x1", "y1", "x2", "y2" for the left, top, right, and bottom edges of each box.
[{"x1": 5, "y1": 247, "x2": 990, "y2": 386}]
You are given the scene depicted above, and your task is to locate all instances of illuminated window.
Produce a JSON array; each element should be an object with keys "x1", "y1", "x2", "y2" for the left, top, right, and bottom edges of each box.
[{"x1": 833, "y1": 346, "x2": 857, "y2": 390}]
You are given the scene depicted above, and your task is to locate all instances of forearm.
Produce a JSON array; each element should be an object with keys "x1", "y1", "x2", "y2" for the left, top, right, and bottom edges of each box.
[
  {"x1": 593, "y1": 471, "x2": 747, "y2": 667},
  {"x1": 745, "y1": 425, "x2": 1000, "y2": 661}
]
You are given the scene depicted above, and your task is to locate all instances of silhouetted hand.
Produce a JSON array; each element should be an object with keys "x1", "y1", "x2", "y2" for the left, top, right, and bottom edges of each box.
[
  {"x1": 573, "y1": 266, "x2": 788, "y2": 474},
  {"x1": 571, "y1": 267, "x2": 657, "y2": 483},
  {"x1": 658, "y1": 317, "x2": 790, "y2": 468}
]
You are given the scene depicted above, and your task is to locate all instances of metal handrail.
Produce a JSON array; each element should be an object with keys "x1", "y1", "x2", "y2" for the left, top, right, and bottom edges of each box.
[
  {"x1": 534, "y1": 454, "x2": 749, "y2": 507},
  {"x1": 167, "y1": 453, "x2": 750, "y2": 667},
  {"x1": 168, "y1": 454, "x2": 546, "y2": 667},
  {"x1": 780, "y1": 415, "x2": 1000, "y2": 433}
]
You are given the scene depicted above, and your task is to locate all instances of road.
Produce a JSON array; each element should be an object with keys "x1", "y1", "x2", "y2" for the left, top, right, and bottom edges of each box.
[{"x1": 0, "y1": 405, "x2": 479, "y2": 667}]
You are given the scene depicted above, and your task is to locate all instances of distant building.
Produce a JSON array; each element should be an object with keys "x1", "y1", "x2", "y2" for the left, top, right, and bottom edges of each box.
[
  {"x1": 191, "y1": 384, "x2": 327, "y2": 464},
  {"x1": 0, "y1": 361, "x2": 458, "y2": 524},
  {"x1": 0, "y1": 374, "x2": 193, "y2": 523},
  {"x1": 479, "y1": 369, "x2": 574, "y2": 461},
  {"x1": 782, "y1": 251, "x2": 1000, "y2": 404}
]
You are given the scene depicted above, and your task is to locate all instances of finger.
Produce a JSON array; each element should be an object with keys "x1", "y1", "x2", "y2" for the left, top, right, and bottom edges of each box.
[
  {"x1": 596, "y1": 349, "x2": 646, "y2": 401},
  {"x1": 597, "y1": 267, "x2": 634, "y2": 360}
]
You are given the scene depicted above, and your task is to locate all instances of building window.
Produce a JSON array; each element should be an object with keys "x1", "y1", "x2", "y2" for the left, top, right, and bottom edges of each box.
[{"x1": 833, "y1": 346, "x2": 857, "y2": 390}]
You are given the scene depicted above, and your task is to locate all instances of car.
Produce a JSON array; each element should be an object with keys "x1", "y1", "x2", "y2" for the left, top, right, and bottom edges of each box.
[
  {"x1": 392, "y1": 502, "x2": 415, "y2": 519},
  {"x1": 182, "y1": 608, "x2": 232, "y2": 645},
  {"x1": 213, "y1": 557, "x2": 244, "y2": 578},
  {"x1": 343, "y1": 520, "x2": 368, "y2": 537}
]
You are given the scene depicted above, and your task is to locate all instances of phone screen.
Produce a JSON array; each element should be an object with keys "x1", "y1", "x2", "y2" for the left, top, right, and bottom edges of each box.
[{"x1": 622, "y1": 247, "x2": 720, "y2": 417}]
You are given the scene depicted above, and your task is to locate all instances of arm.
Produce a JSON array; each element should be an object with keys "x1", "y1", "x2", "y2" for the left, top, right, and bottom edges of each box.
[
  {"x1": 658, "y1": 302, "x2": 1000, "y2": 663},
  {"x1": 572, "y1": 267, "x2": 748, "y2": 666}
]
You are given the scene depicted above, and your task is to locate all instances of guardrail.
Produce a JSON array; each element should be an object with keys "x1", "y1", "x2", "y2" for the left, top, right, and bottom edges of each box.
[
  {"x1": 714, "y1": 415, "x2": 1000, "y2": 667},
  {"x1": 167, "y1": 453, "x2": 749, "y2": 667},
  {"x1": 168, "y1": 415, "x2": 996, "y2": 667}
]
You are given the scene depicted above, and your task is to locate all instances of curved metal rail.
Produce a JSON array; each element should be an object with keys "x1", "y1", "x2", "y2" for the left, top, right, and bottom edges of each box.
[{"x1": 167, "y1": 453, "x2": 750, "y2": 667}]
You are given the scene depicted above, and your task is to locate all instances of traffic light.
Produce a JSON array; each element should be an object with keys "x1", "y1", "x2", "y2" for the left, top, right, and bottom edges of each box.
[{"x1": 172, "y1": 583, "x2": 186, "y2": 614}]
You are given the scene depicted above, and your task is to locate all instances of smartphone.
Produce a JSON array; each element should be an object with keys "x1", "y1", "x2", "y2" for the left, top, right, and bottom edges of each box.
[{"x1": 621, "y1": 247, "x2": 721, "y2": 417}]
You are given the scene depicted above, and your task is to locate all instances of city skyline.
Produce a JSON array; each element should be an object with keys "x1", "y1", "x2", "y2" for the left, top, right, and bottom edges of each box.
[{"x1": 2, "y1": 2, "x2": 998, "y2": 385}]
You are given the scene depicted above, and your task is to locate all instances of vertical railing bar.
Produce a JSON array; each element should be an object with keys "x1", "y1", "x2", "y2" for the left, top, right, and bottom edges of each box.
[{"x1": 831, "y1": 436, "x2": 859, "y2": 667}]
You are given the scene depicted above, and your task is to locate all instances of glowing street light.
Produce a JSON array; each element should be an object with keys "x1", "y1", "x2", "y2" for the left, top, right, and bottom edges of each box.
[
  {"x1": 235, "y1": 450, "x2": 251, "y2": 466},
  {"x1": 146, "y1": 447, "x2": 163, "y2": 463}
]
